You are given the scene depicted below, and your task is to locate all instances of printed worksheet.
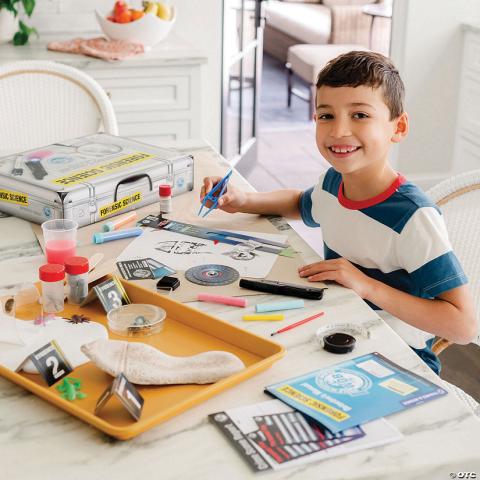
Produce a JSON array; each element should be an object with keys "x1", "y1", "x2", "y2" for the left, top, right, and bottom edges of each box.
[
  {"x1": 209, "y1": 399, "x2": 402, "y2": 472},
  {"x1": 117, "y1": 229, "x2": 287, "y2": 278}
]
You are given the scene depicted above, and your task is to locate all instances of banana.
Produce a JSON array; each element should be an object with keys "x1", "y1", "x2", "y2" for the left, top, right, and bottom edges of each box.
[
  {"x1": 143, "y1": 1, "x2": 158, "y2": 15},
  {"x1": 156, "y1": 2, "x2": 171, "y2": 20}
]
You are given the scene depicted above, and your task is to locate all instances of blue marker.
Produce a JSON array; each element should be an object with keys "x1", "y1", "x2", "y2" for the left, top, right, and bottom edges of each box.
[
  {"x1": 255, "y1": 299, "x2": 305, "y2": 313},
  {"x1": 93, "y1": 227, "x2": 143, "y2": 244}
]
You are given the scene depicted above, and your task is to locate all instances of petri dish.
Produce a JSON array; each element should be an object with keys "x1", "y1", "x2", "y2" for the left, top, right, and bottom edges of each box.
[{"x1": 107, "y1": 304, "x2": 166, "y2": 337}]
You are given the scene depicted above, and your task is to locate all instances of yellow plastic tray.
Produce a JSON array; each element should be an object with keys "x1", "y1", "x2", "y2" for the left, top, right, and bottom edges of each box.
[{"x1": 0, "y1": 277, "x2": 285, "y2": 440}]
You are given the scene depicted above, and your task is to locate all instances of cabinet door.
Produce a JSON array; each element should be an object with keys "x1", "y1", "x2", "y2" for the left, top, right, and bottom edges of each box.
[
  {"x1": 85, "y1": 64, "x2": 201, "y2": 142},
  {"x1": 454, "y1": 32, "x2": 480, "y2": 173}
]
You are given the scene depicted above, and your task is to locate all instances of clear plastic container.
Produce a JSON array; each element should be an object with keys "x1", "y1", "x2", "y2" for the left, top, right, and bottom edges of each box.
[
  {"x1": 107, "y1": 304, "x2": 166, "y2": 337},
  {"x1": 39, "y1": 264, "x2": 65, "y2": 314},
  {"x1": 41, "y1": 219, "x2": 78, "y2": 265},
  {"x1": 159, "y1": 184, "x2": 172, "y2": 215},
  {"x1": 65, "y1": 256, "x2": 89, "y2": 305}
]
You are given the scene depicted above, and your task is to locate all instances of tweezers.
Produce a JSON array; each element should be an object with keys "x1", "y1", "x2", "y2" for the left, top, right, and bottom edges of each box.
[{"x1": 198, "y1": 169, "x2": 233, "y2": 217}]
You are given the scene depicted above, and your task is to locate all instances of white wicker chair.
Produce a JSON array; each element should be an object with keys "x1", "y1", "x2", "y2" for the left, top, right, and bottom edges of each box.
[
  {"x1": 0, "y1": 60, "x2": 118, "y2": 157},
  {"x1": 427, "y1": 169, "x2": 480, "y2": 416}
]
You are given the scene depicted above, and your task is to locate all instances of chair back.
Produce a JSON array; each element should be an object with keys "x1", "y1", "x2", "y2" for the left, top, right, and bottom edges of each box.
[
  {"x1": 0, "y1": 60, "x2": 118, "y2": 157},
  {"x1": 427, "y1": 170, "x2": 480, "y2": 347}
]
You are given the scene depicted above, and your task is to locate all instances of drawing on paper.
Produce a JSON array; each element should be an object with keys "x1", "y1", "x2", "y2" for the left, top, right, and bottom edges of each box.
[{"x1": 155, "y1": 241, "x2": 211, "y2": 255}]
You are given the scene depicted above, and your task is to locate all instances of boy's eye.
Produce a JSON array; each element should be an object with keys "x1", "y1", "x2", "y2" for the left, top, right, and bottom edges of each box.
[
  {"x1": 317, "y1": 113, "x2": 333, "y2": 120},
  {"x1": 352, "y1": 112, "x2": 369, "y2": 119}
]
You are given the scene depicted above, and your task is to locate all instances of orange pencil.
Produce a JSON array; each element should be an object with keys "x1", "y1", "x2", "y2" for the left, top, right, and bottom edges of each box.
[{"x1": 270, "y1": 311, "x2": 324, "y2": 336}]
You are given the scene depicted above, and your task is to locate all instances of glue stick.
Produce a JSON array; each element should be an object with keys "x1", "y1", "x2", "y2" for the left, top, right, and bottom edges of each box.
[
  {"x1": 103, "y1": 211, "x2": 138, "y2": 232},
  {"x1": 159, "y1": 184, "x2": 172, "y2": 218}
]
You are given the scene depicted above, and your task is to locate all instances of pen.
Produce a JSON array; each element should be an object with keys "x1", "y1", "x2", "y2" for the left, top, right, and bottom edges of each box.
[{"x1": 270, "y1": 311, "x2": 324, "y2": 336}]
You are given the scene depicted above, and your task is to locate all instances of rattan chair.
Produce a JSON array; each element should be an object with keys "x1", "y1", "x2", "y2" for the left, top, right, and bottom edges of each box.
[
  {"x1": 427, "y1": 169, "x2": 480, "y2": 415},
  {"x1": 0, "y1": 60, "x2": 118, "y2": 157}
]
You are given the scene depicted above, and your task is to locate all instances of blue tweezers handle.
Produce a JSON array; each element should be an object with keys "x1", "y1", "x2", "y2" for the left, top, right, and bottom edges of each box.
[{"x1": 198, "y1": 169, "x2": 233, "y2": 217}]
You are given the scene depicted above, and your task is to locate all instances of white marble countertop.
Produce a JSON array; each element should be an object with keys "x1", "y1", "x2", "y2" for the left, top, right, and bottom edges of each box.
[
  {"x1": 1, "y1": 142, "x2": 480, "y2": 480},
  {"x1": 0, "y1": 33, "x2": 207, "y2": 68}
]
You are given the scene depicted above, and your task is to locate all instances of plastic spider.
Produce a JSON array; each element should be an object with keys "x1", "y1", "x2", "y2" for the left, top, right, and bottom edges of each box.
[{"x1": 67, "y1": 314, "x2": 90, "y2": 324}]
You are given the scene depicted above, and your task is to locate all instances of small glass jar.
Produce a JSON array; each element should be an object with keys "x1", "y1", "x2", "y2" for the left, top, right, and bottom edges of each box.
[
  {"x1": 39, "y1": 264, "x2": 65, "y2": 314},
  {"x1": 65, "y1": 256, "x2": 89, "y2": 305}
]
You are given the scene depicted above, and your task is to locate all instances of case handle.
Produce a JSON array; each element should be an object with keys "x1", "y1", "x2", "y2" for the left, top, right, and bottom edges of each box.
[{"x1": 114, "y1": 173, "x2": 153, "y2": 201}]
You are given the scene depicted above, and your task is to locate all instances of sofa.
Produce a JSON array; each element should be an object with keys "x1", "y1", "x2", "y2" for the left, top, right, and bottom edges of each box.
[{"x1": 263, "y1": 0, "x2": 388, "y2": 63}]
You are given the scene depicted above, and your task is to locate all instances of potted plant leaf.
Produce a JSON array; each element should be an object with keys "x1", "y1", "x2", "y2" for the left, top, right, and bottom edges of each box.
[{"x1": 0, "y1": 0, "x2": 37, "y2": 45}]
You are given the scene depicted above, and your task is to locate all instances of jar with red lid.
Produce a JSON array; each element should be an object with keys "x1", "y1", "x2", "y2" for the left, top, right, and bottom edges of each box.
[
  {"x1": 158, "y1": 184, "x2": 172, "y2": 218},
  {"x1": 64, "y1": 256, "x2": 89, "y2": 305},
  {"x1": 39, "y1": 264, "x2": 65, "y2": 313}
]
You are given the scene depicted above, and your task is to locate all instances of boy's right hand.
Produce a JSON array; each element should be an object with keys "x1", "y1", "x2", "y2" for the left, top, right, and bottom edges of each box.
[{"x1": 200, "y1": 176, "x2": 247, "y2": 214}]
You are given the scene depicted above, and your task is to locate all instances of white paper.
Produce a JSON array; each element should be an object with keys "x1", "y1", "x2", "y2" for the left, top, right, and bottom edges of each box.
[{"x1": 117, "y1": 229, "x2": 287, "y2": 278}]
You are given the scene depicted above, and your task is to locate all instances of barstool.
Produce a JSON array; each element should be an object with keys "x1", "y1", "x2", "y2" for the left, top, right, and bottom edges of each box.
[{"x1": 286, "y1": 44, "x2": 369, "y2": 119}]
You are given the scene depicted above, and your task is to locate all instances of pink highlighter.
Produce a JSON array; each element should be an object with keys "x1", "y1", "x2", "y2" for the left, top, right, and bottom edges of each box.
[{"x1": 197, "y1": 293, "x2": 247, "y2": 308}]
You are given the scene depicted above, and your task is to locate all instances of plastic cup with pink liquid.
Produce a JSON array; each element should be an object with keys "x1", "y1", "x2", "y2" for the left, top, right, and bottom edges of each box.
[{"x1": 41, "y1": 219, "x2": 78, "y2": 265}]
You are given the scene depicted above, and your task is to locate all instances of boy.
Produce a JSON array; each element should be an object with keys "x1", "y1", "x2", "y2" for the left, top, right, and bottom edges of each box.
[{"x1": 201, "y1": 51, "x2": 476, "y2": 374}]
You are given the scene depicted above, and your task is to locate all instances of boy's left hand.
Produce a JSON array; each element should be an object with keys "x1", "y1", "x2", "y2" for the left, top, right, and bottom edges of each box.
[{"x1": 298, "y1": 258, "x2": 373, "y2": 299}]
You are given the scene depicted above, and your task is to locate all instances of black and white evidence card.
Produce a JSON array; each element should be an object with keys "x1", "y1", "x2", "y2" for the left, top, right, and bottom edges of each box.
[
  {"x1": 116, "y1": 258, "x2": 155, "y2": 280},
  {"x1": 95, "y1": 373, "x2": 144, "y2": 421},
  {"x1": 28, "y1": 340, "x2": 73, "y2": 386},
  {"x1": 92, "y1": 276, "x2": 131, "y2": 313}
]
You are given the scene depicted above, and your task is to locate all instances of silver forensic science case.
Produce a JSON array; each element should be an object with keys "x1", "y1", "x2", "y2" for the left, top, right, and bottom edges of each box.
[{"x1": 0, "y1": 133, "x2": 194, "y2": 226}]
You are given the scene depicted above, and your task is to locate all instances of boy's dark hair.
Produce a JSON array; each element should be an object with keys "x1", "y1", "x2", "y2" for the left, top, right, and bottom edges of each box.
[{"x1": 316, "y1": 51, "x2": 404, "y2": 120}]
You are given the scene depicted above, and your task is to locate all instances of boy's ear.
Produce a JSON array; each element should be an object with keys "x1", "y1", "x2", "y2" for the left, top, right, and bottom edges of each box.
[
  {"x1": 313, "y1": 112, "x2": 317, "y2": 122},
  {"x1": 391, "y1": 112, "x2": 409, "y2": 143}
]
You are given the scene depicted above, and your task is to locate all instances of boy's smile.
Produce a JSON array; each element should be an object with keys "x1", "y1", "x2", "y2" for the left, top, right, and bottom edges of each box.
[{"x1": 314, "y1": 85, "x2": 408, "y2": 194}]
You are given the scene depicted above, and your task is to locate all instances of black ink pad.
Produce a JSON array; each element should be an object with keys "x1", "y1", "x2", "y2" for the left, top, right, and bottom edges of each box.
[{"x1": 323, "y1": 332, "x2": 356, "y2": 354}]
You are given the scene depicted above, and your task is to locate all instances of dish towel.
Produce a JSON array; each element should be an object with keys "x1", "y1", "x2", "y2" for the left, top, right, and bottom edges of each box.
[{"x1": 47, "y1": 37, "x2": 144, "y2": 61}]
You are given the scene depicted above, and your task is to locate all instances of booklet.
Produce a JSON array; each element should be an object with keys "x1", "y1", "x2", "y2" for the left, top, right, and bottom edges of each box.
[
  {"x1": 265, "y1": 352, "x2": 447, "y2": 433},
  {"x1": 209, "y1": 399, "x2": 402, "y2": 472}
]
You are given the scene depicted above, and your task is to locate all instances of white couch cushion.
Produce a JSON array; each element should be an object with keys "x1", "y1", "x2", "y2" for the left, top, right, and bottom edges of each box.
[
  {"x1": 265, "y1": 1, "x2": 331, "y2": 45},
  {"x1": 287, "y1": 43, "x2": 369, "y2": 83}
]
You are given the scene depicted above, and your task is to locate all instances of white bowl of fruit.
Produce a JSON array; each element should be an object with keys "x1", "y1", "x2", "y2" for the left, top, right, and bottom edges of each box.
[{"x1": 96, "y1": 1, "x2": 175, "y2": 49}]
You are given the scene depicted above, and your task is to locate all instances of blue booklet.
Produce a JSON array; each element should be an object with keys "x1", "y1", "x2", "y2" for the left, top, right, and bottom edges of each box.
[{"x1": 265, "y1": 352, "x2": 447, "y2": 433}]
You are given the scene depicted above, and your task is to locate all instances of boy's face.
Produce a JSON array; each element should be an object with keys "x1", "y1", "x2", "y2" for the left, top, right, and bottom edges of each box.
[{"x1": 314, "y1": 85, "x2": 408, "y2": 176}]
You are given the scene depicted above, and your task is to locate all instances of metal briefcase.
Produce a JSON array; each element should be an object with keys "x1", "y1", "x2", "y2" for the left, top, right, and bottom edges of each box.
[{"x1": 0, "y1": 133, "x2": 194, "y2": 226}]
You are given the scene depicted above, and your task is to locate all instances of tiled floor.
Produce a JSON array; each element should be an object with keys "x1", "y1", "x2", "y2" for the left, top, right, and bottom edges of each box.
[
  {"x1": 240, "y1": 55, "x2": 328, "y2": 193},
  {"x1": 239, "y1": 53, "x2": 480, "y2": 403}
]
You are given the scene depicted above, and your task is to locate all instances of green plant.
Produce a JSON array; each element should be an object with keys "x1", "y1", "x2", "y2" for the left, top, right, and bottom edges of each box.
[{"x1": 0, "y1": 0, "x2": 37, "y2": 45}]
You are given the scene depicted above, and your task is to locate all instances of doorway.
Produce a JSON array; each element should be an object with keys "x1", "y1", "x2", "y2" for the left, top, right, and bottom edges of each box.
[{"x1": 221, "y1": 0, "x2": 264, "y2": 168}]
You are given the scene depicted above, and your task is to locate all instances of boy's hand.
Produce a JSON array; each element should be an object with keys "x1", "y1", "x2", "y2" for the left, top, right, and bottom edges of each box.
[
  {"x1": 298, "y1": 258, "x2": 374, "y2": 299},
  {"x1": 200, "y1": 176, "x2": 247, "y2": 214}
]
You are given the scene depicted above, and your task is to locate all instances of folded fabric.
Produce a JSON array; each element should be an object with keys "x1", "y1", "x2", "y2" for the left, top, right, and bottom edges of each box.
[
  {"x1": 81, "y1": 339, "x2": 245, "y2": 385},
  {"x1": 0, "y1": 316, "x2": 108, "y2": 372},
  {"x1": 47, "y1": 37, "x2": 144, "y2": 61}
]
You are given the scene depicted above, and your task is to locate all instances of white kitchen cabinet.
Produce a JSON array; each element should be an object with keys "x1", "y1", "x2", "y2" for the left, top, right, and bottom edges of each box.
[
  {"x1": 0, "y1": 35, "x2": 207, "y2": 146},
  {"x1": 453, "y1": 25, "x2": 480, "y2": 173}
]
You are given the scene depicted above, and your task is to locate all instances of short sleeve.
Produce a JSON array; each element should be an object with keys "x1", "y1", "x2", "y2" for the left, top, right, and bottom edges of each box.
[
  {"x1": 299, "y1": 187, "x2": 320, "y2": 227},
  {"x1": 396, "y1": 207, "x2": 468, "y2": 298}
]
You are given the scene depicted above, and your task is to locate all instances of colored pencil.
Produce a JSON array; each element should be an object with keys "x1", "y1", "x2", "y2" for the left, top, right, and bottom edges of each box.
[{"x1": 270, "y1": 311, "x2": 324, "y2": 336}]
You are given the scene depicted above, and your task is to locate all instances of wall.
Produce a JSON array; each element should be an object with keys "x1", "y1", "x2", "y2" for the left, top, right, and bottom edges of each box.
[
  {"x1": 390, "y1": 0, "x2": 480, "y2": 178},
  {"x1": 26, "y1": 0, "x2": 223, "y2": 149}
]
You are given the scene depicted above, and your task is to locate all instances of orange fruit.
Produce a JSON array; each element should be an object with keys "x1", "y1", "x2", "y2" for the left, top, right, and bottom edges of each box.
[
  {"x1": 131, "y1": 10, "x2": 145, "y2": 21},
  {"x1": 115, "y1": 10, "x2": 132, "y2": 23}
]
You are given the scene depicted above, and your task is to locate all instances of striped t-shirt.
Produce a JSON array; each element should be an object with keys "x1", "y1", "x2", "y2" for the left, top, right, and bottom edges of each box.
[{"x1": 299, "y1": 168, "x2": 468, "y2": 371}]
